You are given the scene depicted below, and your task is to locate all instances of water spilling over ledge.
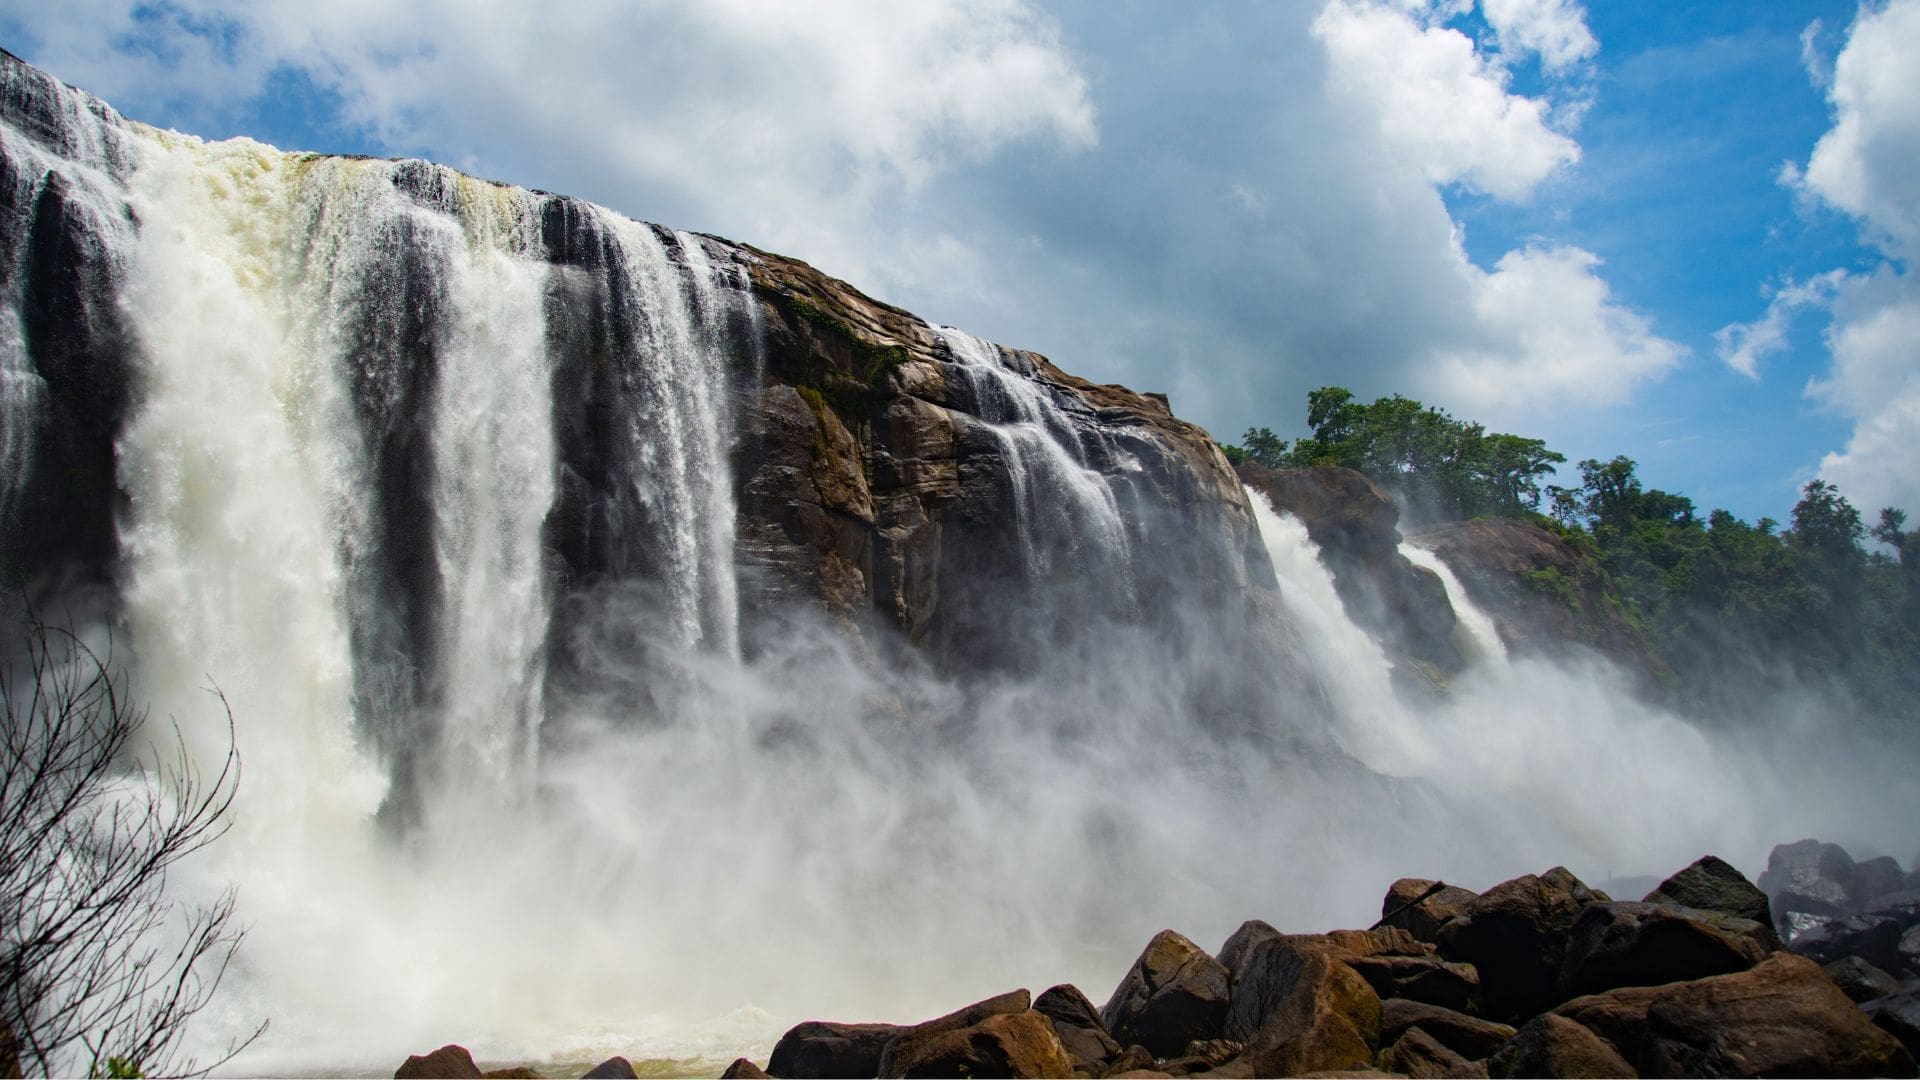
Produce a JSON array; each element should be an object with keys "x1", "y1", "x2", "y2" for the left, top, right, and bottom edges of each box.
[{"x1": 1, "y1": 50, "x2": 1915, "y2": 1074}]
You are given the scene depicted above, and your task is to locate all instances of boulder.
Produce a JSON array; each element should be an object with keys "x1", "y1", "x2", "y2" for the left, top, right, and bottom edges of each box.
[
  {"x1": 396, "y1": 1045, "x2": 484, "y2": 1079},
  {"x1": 1638, "y1": 951, "x2": 1915, "y2": 1077},
  {"x1": 1376, "y1": 1026, "x2": 1478, "y2": 1079},
  {"x1": 1221, "y1": 932, "x2": 1381, "y2": 1076},
  {"x1": 719, "y1": 1061, "x2": 770, "y2": 1080},
  {"x1": 1033, "y1": 984, "x2": 1120, "y2": 1071},
  {"x1": 1788, "y1": 912, "x2": 1904, "y2": 973},
  {"x1": 1486, "y1": 1014, "x2": 1634, "y2": 1079},
  {"x1": 880, "y1": 1010, "x2": 1073, "y2": 1079},
  {"x1": 1547, "y1": 984, "x2": 1668, "y2": 1065},
  {"x1": 1319, "y1": 928, "x2": 1480, "y2": 1013},
  {"x1": 1643, "y1": 855, "x2": 1776, "y2": 938},
  {"x1": 1378, "y1": 1000, "x2": 1514, "y2": 1061},
  {"x1": 1758, "y1": 839, "x2": 1856, "y2": 936},
  {"x1": 1434, "y1": 867, "x2": 1603, "y2": 1021},
  {"x1": 482, "y1": 1070, "x2": 541, "y2": 1079},
  {"x1": 580, "y1": 1058, "x2": 637, "y2": 1079},
  {"x1": 1101, "y1": 930, "x2": 1231, "y2": 1058},
  {"x1": 766, "y1": 1020, "x2": 910, "y2": 1078},
  {"x1": 873, "y1": 990, "x2": 1031, "y2": 1076},
  {"x1": 1852, "y1": 856, "x2": 1907, "y2": 907},
  {"x1": 1824, "y1": 955, "x2": 1902, "y2": 1003},
  {"x1": 1559, "y1": 901, "x2": 1774, "y2": 997},
  {"x1": 1906, "y1": 924, "x2": 1920, "y2": 977},
  {"x1": 1103, "y1": 1044, "x2": 1157, "y2": 1076},
  {"x1": 1380, "y1": 880, "x2": 1480, "y2": 944},
  {"x1": 1863, "y1": 990, "x2": 1920, "y2": 1060}
]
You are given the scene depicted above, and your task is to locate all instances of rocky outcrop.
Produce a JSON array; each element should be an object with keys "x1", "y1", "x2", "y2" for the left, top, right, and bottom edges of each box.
[
  {"x1": 395, "y1": 1045, "x2": 484, "y2": 1079},
  {"x1": 736, "y1": 248, "x2": 1274, "y2": 674},
  {"x1": 393, "y1": 848, "x2": 1920, "y2": 1080},
  {"x1": 1408, "y1": 518, "x2": 1665, "y2": 686},
  {"x1": 1236, "y1": 464, "x2": 1463, "y2": 681}
]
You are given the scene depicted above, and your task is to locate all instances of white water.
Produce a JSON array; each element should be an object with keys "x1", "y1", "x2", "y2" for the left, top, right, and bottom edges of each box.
[
  {"x1": 1400, "y1": 540, "x2": 1509, "y2": 668},
  {"x1": 935, "y1": 325, "x2": 1135, "y2": 594},
  {"x1": 6, "y1": 62, "x2": 1920, "y2": 1078}
]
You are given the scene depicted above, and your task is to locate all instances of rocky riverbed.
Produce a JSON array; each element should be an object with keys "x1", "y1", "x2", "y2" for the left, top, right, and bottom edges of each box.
[{"x1": 390, "y1": 840, "x2": 1920, "y2": 1079}]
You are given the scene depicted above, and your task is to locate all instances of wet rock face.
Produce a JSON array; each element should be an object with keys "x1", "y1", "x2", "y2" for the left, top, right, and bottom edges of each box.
[
  {"x1": 1236, "y1": 464, "x2": 1464, "y2": 679},
  {"x1": 1408, "y1": 517, "x2": 1666, "y2": 686},
  {"x1": 1433, "y1": 867, "x2": 1605, "y2": 1022}
]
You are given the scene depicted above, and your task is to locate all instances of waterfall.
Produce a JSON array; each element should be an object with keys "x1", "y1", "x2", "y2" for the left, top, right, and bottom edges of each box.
[
  {"x1": 1399, "y1": 540, "x2": 1509, "y2": 668},
  {"x1": 6, "y1": 51, "x2": 1919, "y2": 1078}
]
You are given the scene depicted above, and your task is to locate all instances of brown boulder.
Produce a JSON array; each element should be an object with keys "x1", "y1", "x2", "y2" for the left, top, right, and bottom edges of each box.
[
  {"x1": 1547, "y1": 983, "x2": 1668, "y2": 1065},
  {"x1": 1221, "y1": 931, "x2": 1381, "y2": 1076},
  {"x1": 1643, "y1": 855, "x2": 1776, "y2": 941},
  {"x1": 1101, "y1": 930, "x2": 1231, "y2": 1058},
  {"x1": 1380, "y1": 880, "x2": 1481, "y2": 944},
  {"x1": 1486, "y1": 1014, "x2": 1633, "y2": 1079},
  {"x1": 482, "y1": 1070, "x2": 542, "y2": 1079},
  {"x1": 880, "y1": 1010, "x2": 1073, "y2": 1079},
  {"x1": 1379, "y1": 1000, "x2": 1515, "y2": 1061},
  {"x1": 1823, "y1": 954, "x2": 1901, "y2": 1002},
  {"x1": 1559, "y1": 901, "x2": 1774, "y2": 997},
  {"x1": 1033, "y1": 984, "x2": 1121, "y2": 1071},
  {"x1": 1435, "y1": 867, "x2": 1603, "y2": 1021},
  {"x1": 396, "y1": 1045, "x2": 484, "y2": 1079},
  {"x1": 1864, "y1": 990, "x2": 1920, "y2": 1060},
  {"x1": 1638, "y1": 952, "x2": 1915, "y2": 1077},
  {"x1": 581, "y1": 1058, "x2": 637, "y2": 1079},
  {"x1": 1377, "y1": 1026, "x2": 1480, "y2": 1079},
  {"x1": 719, "y1": 1060, "x2": 770, "y2": 1080},
  {"x1": 767, "y1": 1020, "x2": 911, "y2": 1078}
]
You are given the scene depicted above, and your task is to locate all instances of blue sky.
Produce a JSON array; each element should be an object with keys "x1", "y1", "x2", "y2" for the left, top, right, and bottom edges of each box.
[{"x1": 5, "y1": 0, "x2": 1915, "y2": 526}]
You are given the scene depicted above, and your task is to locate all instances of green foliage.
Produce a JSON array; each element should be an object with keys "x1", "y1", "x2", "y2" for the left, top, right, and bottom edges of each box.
[{"x1": 1273, "y1": 386, "x2": 1565, "y2": 520}]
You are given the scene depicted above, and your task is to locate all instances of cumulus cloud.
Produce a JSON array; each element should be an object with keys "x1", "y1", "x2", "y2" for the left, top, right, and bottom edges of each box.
[
  {"x1": 1312, "y1": 0, "x2": 1581, "y2": 199},
  {"x1": 5, "y1": 0, "x2": 1096, "y2": 285},
  {"x1": 1797, "y1": 0, "x2": 1920, "y2": 258},
  {"x1": 1776, "y1": 0, "x2": 1920, "y2": 517},
  {"x1": 1428, "y1": 244, "x2": 1683, "y2": 413}
]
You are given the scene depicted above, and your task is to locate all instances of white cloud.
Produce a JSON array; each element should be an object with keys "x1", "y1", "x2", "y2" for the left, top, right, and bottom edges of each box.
[
  {"x1": 1312, "y1": 0, "x2": 1581, "y2": 199},
  {"x1": 1797, "y1": 0, "x2": 1920, "y2": 256},
  {"x1": 1712, "y1": 271, "x2": 1846, "y2": 379},
  {"x1": 1778, "y1": 0, "x2": 1920, "y2": 517},
  {"x1": 7, "y1": 0, "x2": 1096, "y2": 287},
  {"x1": 1480, "y1": 0, "x2": 1598, "y2": 73},
  {"x1": 1427, "y1": 244, "x2": 1684, "y2": 414}
]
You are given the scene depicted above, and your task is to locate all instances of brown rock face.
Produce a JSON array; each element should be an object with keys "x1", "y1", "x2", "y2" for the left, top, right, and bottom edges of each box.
[
  {"x1": 395, "y1": 1045, "x2": 484, "y2": 1079},
  {"x1": 1238, "y1": 464, "x2": 1463, "y2": 679},
  {"x1": 719, "y1": 1059, "x2": 771, "y2": 1080},
  {"x1": 734, "y1": 245, "x2": 1275, "y2": 675},
  {"x1": 1408, "y1": 518, "x2": 1664, "y2": 684},
  {"x1": 1637, "y1": 952, "x2": 1916, "y2": 1077},
  {"x1": 1101, "y1": 930, "x2": 1232, "y2": 1058}
]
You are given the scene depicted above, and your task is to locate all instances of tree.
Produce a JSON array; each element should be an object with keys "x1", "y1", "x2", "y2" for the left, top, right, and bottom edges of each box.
[
  {"x1": 0, "y1": 618, "x2": 261, "y2": 1077},
  {"x1": 1236, "y1": 426, "x2": 1289, "y2": 469}
]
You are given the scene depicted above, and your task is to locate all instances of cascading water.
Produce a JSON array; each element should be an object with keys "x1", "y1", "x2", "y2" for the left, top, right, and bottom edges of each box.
[
  {"x1": 934, "y1": 325, "x2": 1137, "y2": 603},
  {"x1": 5, "y1": 51, "x2": 1920, "y2": 1077},
  {"x1": 1399, "y1": 540, "x2": 1508, "y2": 668}
]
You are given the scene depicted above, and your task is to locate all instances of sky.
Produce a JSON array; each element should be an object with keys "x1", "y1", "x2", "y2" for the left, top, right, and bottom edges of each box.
[{"x1": 4, "y1": 0, "x2": 1915, "y2": 527}]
